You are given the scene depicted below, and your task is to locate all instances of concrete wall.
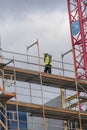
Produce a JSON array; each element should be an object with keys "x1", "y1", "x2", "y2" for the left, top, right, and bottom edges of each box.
[{"x1": 27, "y1": 95, "x2": 64, "y2": 130}]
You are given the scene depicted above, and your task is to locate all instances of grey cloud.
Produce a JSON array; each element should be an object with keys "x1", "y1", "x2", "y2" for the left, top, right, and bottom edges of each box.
[
  {"x1": 0, "y1": 0, "x2": 66, "y2": 20},
  {"x1": 0, "y1": 0, "x2": 71, "y2": 64}
]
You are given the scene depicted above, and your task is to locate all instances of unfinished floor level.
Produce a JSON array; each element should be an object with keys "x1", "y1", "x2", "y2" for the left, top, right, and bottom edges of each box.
[{"x1": 0, "y1": 49, "x2": 87, "y2": 130}]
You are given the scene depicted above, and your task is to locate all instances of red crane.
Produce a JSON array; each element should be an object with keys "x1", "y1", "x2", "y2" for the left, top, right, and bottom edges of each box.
[{"x1": 67, "y1": 0, "x2": 87, "y2": 80}]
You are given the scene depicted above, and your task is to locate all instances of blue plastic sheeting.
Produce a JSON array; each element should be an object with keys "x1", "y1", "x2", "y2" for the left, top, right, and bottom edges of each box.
[
  {"x1": 7, "y1": 111, "x2": 27, "y2": 130},
  {"x1": 71, "y1": 20, "x2": 80, "y2": 36}
]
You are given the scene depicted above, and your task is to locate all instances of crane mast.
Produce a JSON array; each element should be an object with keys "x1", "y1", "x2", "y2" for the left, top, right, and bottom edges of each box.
[{"x1": 67, "y1": 0, "x2": 87, "y2": 79}]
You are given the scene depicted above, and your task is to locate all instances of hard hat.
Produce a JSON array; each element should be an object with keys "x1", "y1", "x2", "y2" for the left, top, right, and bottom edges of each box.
[{"x1": 44, "y1": 53, "x2": 48, "y2": 55}]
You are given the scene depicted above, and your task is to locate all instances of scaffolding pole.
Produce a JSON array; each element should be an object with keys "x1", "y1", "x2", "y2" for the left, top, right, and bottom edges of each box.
[
  {"x1": 37, "y1": 39, "x2": 47, "y2": 130},
  {"x1": 27, "y1": 39, "x2": 47, "y2": 130}
]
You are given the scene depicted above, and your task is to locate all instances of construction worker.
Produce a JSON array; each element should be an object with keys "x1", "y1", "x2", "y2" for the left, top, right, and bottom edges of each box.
[{"x1": 44, "y1": 53, "x2": 52, "y2": 74}]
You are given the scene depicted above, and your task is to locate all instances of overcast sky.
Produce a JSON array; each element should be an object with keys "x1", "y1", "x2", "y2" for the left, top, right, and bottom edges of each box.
[{"x1": 0, "y1": 0, "x2": 72, "y2": 61}]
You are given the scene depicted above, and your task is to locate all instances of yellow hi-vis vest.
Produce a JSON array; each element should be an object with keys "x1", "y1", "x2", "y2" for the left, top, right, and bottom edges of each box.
[{"x1": 44, "y1": 55, "x2": 52, "y2": 66}]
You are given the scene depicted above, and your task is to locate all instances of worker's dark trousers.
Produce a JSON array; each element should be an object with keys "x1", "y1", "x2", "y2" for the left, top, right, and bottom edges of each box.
[{"x1": 44, "y1": 65, "x2": 52, "y2": 74}]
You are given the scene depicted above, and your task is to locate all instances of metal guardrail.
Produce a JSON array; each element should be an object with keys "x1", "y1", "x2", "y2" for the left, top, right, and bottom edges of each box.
[{"x1": 1, "y1": 49, "x2": 74, "y2": 78}]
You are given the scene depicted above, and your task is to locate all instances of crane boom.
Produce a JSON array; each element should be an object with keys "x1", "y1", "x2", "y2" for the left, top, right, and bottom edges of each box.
[{"x1": 67, "y1": 0, "x2": 87, "y2": 79}]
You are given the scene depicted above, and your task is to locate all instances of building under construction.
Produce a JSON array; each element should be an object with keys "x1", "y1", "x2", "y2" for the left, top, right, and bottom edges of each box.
[{"x1": 0, "y1": 0, "x2": 87, "y2": 130}]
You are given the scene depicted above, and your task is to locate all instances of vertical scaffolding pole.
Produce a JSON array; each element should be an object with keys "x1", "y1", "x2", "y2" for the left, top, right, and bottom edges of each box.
[
  {"x1": 26, "y1": 45, "x2": 32, "y2": 104},
  {"x1": 26, "y1": 45, "x2": 33, "y2": 129},
  {"x1": 75, "y1": 79, "x2": 82, "y2": 130},
  {"x1": 13, "y1": 57, "x2": 20, "y2": 130},
  {"x1": 72, "y1": 48, "x2": 82, "y2": 130},
  {"x1": 27, "y1": 39, "x2": 47, "y2": 130},
  {"x1": 61, "y1": 54, "x2": 67, "y2": 130},
  {"x1": 0, "y1": 38, "x2": 8, "y2": 130},
  {"x1": 36, "y1": 39, "x2": 47, "y2": 130},
  {"x1": 61, "y1": 49, "x2": 72, "y2": 130}
]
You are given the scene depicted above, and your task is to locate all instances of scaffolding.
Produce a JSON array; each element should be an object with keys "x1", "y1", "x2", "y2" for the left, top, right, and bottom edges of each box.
[{"x1": 0, "y1": 44, "x2": 87, "y2": 130}]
